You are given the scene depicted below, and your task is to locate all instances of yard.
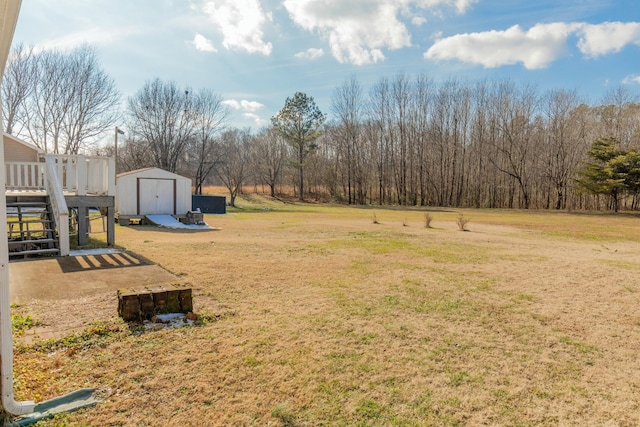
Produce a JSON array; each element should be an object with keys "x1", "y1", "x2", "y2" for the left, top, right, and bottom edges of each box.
[{"x1": 10, "y1": 196, "x2": 640, "y2": 426}]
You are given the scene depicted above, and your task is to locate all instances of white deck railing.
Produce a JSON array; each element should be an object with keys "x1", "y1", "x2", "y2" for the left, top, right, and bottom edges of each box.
[
  {"x1": 5, "y1": 162, "x2": 44, "y2": 190},
  {"x1": 5, "y1": 155, "x2": 114, "y2": 257},
  {"x1": 44, "y1": 155, "x2": 69, "y2": 256},
  {"x1": 5, "y1": 155, "x2": 115, "y2": 196}
]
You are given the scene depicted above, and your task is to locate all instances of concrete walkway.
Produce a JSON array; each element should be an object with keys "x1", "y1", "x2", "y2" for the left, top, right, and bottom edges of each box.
[{"x1": 9, "y1": 250, "x2": 179, "y2": 304}]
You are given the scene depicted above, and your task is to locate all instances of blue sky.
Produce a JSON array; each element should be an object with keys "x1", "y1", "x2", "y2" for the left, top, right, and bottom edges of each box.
[{"x1": 11, "y1": 0, "x2": 640, "y2": 130}]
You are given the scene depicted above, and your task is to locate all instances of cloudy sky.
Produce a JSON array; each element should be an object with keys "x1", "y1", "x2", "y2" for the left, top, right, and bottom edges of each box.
[{"x1": 11, "y1": 0, "x2": 640, "y2": 129}]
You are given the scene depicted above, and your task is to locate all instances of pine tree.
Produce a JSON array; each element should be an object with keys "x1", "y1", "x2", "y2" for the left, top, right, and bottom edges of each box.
[{"x1": 576, "y1": 136, "x2": 640, "y2": 212}]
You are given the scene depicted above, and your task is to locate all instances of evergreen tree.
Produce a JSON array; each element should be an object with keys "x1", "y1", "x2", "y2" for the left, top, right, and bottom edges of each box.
[
  {"x1": 576, "y1": 136, "x2": 640, "y2": 212},
  {"x1": 271, "y1": 92, "x2": 325, "y2": 201}
]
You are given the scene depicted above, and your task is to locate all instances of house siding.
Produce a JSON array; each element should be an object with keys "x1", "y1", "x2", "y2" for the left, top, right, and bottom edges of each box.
[{"x1": 3, "y1": 135, "x2": 40, "y2": 162}]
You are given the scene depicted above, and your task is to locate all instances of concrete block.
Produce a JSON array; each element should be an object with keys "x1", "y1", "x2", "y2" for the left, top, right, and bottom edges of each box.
[
  {"x1": 179, "y1": 288, "x2": 193, "y2": 312},
  {"x1": 166, "y1": 289, "x2": 181, "y2": 312},
  {"x1": 117, "y1": 291, "x2": 141, "y2": 321},
  {"x1": 152, "y1": 291, "x2": 168, "y2": 313},
  {"x1": 139, "y1": 292, "x2": 155, "y2": 320},
  {"x1": 117, "y1": 284, "x2": 194, "y2": 321}
]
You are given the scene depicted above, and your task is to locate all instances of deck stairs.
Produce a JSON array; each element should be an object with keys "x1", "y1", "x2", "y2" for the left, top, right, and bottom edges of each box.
[{"x1": 6, "y1": 195, "x2": 60, "y2": 259}]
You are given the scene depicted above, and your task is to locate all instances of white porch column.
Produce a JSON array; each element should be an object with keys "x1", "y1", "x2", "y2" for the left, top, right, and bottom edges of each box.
[{"x1": 0, "y1": 0, "x2": 37, "y2": 416}]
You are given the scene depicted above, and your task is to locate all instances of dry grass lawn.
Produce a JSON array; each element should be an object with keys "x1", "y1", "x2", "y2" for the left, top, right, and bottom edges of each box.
[{"x1": 10, "y1": 195, "x2": 640, "y2": 426}]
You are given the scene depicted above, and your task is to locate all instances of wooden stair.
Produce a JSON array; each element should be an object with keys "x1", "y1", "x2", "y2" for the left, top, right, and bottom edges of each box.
[{"x1": 6, "y1": 195, "x2": 60, "y2": 259}]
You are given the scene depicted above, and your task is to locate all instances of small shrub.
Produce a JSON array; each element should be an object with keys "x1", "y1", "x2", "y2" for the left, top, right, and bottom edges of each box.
[
  {"x1": 12, "y1": 313, "x2": 40, "y2": 336},
  {"x1": 456, "y1": 214, "x2": 470, "y2": 231},
  {"x1": 424, "y1": 213, "x2": 433, "y2": 228}
]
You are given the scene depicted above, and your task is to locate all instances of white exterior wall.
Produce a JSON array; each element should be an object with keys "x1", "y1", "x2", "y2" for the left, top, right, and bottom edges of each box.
[
  {"x1": 176, "y1": 176, "x2": 191, "y2": 213},
  {"x1": 116, "y1": 168, "x2": 192, "y2": 216}
]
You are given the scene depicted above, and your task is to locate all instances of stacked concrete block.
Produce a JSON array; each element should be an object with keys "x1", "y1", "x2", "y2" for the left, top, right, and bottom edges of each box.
[
  {"x1": 179, "y1": 288, "x2": 193, "y2": 312},
  {"x1": 117, "y1": 284, "x2": 193, "y2": 322}
]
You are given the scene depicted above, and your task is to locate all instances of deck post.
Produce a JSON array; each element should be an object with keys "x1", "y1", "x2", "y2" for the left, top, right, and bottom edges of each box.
[
  {"x1": 107, "y1": 157, "x2": 116, "y2": 196},
  {"x1": 77, "y1": 206, "x2": 88, "y2": 246},
  {"x1": 107, "y1": 205, "x2": 115, "y2": 245}
]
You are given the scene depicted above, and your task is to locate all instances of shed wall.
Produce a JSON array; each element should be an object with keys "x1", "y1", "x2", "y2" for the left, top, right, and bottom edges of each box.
[{"x1": 116, "y1": 168, "x2": 192, "y2": 216}]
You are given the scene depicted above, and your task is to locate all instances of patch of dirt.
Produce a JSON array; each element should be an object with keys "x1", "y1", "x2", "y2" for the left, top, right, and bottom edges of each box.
[{"x1": 16, "y1": 292, "x2": 116, "y2": 345}]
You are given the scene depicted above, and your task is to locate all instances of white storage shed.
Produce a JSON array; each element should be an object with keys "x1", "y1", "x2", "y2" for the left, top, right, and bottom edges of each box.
[{"x1": 116, "y1": 168, "x2": 192, "y2": 216}]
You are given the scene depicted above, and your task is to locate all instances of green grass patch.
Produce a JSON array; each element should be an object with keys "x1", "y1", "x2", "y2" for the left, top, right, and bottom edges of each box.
[
  {"x1": 602, "y1": 259, "x2": 640, "y2": 270},
  {"x1": 559, "y1": 336, "x2": 598, "y2": 355},
  {"x1": 22, "y1": 320, "x2": 130, "y2": 354},
  {"x1": 12, "y1": 313, "x2": 40, "y2": 336},
  {"x1": 318, "y1": 231, "x2": 492, "y2": 263}
]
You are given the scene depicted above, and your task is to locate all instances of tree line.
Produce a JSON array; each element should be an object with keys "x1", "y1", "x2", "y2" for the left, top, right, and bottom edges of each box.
[
  {"x1": 322, "y1": 75, "x2": 640, "y2": 210},
  {"x1": 2, "y1": 44, "x2": 640, "y2": 210}
]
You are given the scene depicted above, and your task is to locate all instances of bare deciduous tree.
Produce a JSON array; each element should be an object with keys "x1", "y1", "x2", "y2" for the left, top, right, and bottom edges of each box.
[
  {"x1": 540, "y1": 89, "x2": 583, "y2": 209},
  {"x1": 189, "y1": 88, "x2": 228, "y2": 194},
  {"x1": 252, "y1": 127, "x2": 287, "y2": 198},
  {"x1": 3, "y1": 44, "x2": 120, "y2": 154},
  {"x1": 599, "y1": 86, "x2": 640, "y2": 147},
  {"x1": 2, "y1": 43, "x2": 36, "y2": 135},
  {"x1": 490, "y1": 81, "x2": 539, "y2": 209},
  {"x1": 332, "y1": 76, "x2": 364, "y2": 204},
  {"x1": 216, "y1": 128, "x2": 252, "y2": 207},
  {"x1": 123, "y1": 81, "x2": 228, "y2": 187},
  {"x1": 126, "y1": 79, "x2": 194, "y2": 173},
  {"x1": 61, "y1": 46, "x2": 121, "y2": 154},
  {"x1": 117, "y1": 135, "x2": 155, "y2": 172},
  {"x1": 367, "y1": 77, "x2": 393, "y2": 204}
]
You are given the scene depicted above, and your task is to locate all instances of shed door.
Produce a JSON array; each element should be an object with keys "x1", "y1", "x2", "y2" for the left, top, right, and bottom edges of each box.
[{"x1": 138, "y1": 178, "x2": 175, "y2": 215}]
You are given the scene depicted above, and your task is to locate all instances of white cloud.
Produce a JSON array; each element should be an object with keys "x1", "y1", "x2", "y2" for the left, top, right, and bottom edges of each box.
[
  {"x1": 192, "y1": 33, "x2": 217, "y2": 52},
  {"x1": 283, "y1": 0, "x2": 475, "y2": 65},
  {"x1": 623, "y1": 74, "x2": 640, "y2": 84},
  {"x1": 222, "y1": 100, "x2": 240, "y2": 109},
  {"x1": 244, "y1": 112, "x2": 268, "y2": 126},
  {"x1": 294, "y1": 47, "x2": 325, "y2": 60},
  {"x1": 424, "y1": 21, "x2": 640, "y2": 69},
  {"x1": 576, "y1": 22, "x2": 640, "y2": 57},
  {"x1": 451, "y1": 0, "x2": 477, "y2": 14},
  {"x1": 412, "y1": 16, "x2": 427, "y2": 26},
  {"x1": 425, "y1": 23, "x2": 580, "y2": 69},
  {"x1": 203, "y1": 0, "x2": 272, "y2": 55},
  {"x1": 223, "y1": 99, "x2": 264, "y2": 113}
]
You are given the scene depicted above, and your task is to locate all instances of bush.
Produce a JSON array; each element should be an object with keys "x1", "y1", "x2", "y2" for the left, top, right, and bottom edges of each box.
[
  {"x1": 424, "y1": 213, "x2": 433, "y2": 228},
  {"x1": 456, "y1": 214, "x2": 469, "y2": 231}
]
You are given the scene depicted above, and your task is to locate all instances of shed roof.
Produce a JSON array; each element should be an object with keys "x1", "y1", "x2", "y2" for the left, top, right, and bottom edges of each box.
[
  {"x1": 116, "y1": 167, "x2": 156, "y2": 177},
  {"x1": 116, "y1": 167, "x2": 190, "y2": 180}
]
